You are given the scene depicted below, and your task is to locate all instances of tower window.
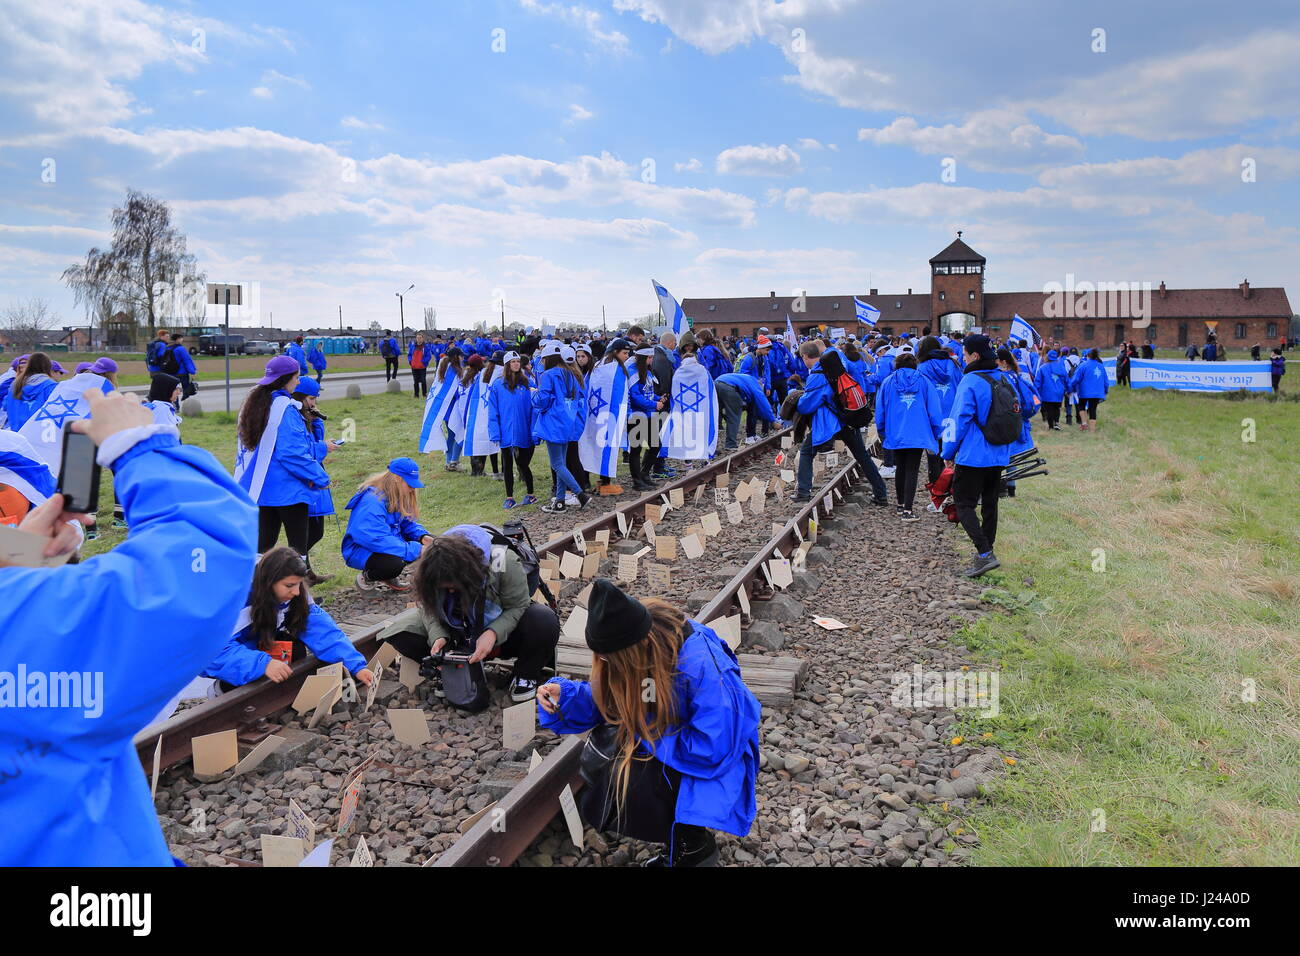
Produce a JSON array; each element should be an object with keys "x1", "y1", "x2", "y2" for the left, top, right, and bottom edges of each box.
[
  {"x1": 895, "y1": 301, "x2": 901, "y2": 309},
  {"x1": 939, "y1": 291, "x2": 945, "y2": 301},
  {"x1": 968, "y1": 291, "x2": 975, "y2": 300},
  {"x1": 832, "y1": 301, "x2": 840, "y2": 309}
]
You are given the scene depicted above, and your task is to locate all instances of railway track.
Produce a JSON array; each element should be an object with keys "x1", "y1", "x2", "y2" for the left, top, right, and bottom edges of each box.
[{"x1": 136, "y1": 428, "x2": 869, "y2": 866}]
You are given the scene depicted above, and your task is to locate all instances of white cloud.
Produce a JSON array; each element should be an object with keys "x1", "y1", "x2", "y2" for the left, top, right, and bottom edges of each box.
[
  {"x1": 262, "y1": 69, "x2": 309, "y2": 90},
  {"x1": 675, "y1": 157, "x2": 703, "y2": 172},
  {"x1": 341, "y1": 115, "x2": 385, "y2": 130},
  {"x1": 518, "y1": 0, "x2": 631, "y2": 55},
  {"x1": 1038, "y1": 145, "x2": 1300, "y2": 190},
  {"x1": 716, "y1": 143, "x2": 802, "y2": 177},
  {"x1": 566, "y1": 103, "x2": 595, "y2": 124},
  {"x1": 858, "y1": 110, "x2": 1085, "y2": 173},
  {"x1": 251, "y1": 86, "x2": 273, "y2": 99}
]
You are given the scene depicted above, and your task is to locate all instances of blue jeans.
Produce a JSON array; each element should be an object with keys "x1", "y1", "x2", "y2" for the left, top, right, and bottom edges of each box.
[
  {"x1": 446, "y1": 433, "x2": 463, "y2": 464},
  {"x1": 547, "y1": 441, "x2": 582, "y2": 498},
  {"x1": 797, "y1": 425, "x2": 887, "y2": 500}
]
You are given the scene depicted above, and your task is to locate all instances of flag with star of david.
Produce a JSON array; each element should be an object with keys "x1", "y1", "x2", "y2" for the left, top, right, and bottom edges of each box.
[
  {"x1": 17, "y1": 372, "x2": 112, "y2": 472},
  {"x1": 460, "y1": 368, "x2": 501, "y2": 457},
  {"x1": 652, "y1": 279, "x2": 688, "y2": 336},
  {"x1": 662, "y1": 358, "x2": 717, "y2": 461},
  {"x1": 578, "y1": 358, "x2": 629, "y2": 477}
]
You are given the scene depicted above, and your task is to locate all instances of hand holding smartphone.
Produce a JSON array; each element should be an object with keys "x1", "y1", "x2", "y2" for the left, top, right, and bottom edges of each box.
[{"x1": 57, "y1": 424, "x2": 101, "y2": 514}]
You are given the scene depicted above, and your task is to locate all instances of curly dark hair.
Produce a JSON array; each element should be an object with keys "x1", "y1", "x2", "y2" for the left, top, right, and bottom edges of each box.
[
  {"x1": 413, "y1": 533, "x2": 489, "y2": 628},
  {"x1": 249, "y1": 548, "x2": 310, "y2": 651}
]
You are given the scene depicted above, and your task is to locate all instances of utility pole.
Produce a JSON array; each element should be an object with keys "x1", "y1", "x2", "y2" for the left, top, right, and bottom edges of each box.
[
  {"x1": 501, "y1": 300, "x2": 506, "y2": 338},
  {"x1": 338, "y1": 305, "x2": 343, "y2": 334},
  {"x1": 602, "y1": 305, "x2": 607, "y2": 335},
  {"x1": 395, "y1": 284, "x2": 414, "y2": 350}
]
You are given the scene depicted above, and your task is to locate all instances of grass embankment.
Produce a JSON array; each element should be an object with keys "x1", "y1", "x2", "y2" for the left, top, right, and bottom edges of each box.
[
  {"x1": 951, "y1": 386, "x2": 1299, "y2": 865},
  {"x1": 83, "y1": 391, "x2": 633, "y2": 603}
]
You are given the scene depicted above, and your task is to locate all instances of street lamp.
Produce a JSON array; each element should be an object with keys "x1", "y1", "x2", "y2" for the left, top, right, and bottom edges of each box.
[{"x1": 396, "y1": 284, "x2": 414, "y2": 350}]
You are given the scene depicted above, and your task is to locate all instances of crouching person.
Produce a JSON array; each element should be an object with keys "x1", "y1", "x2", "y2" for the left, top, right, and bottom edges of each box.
[
  {"x1": 537, "y1": 580, "x2": 760, "y2": 867},
  {"x1": 342, "y1": 457, "x2": 432, "y2": 592},
  {"x1": 376, "y1": 525, "x2": 559, "y2": 703},
  {"x1": 203, "y1": 548, "x2": 374, "y2": 691}
]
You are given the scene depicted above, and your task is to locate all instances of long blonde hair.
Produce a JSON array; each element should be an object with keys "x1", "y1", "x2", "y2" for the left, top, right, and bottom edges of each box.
[
  {"x1": 358, "y1": 471, "x2": 418, "y2": 518},
  {"x1": 590, "y1": 597, "x2": 685, "y2": 811}
]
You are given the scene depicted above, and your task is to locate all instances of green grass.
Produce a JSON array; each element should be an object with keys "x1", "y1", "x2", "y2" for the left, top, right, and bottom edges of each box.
[
  {"x1": 948, "y1": 386, "x2": 1299, "y2": 865},
  {"x1": 16, "y1": 351, "x2": 387, "y2": 386}
]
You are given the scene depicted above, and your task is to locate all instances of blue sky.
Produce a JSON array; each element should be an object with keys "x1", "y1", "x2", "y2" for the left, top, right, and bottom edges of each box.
[{"x1": 1, "y1": 0, "x2": 1298, "y2": 331}]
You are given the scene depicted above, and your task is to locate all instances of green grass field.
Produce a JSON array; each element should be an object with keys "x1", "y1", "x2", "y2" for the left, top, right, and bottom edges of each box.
[{"x1": 33, "y1": 351, "x2": 387, "y2": 386}]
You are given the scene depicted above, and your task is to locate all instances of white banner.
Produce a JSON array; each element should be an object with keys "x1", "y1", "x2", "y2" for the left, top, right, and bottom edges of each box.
[{"x1": 1129, "y1": 359, "x2": 1273, "y2": 392}]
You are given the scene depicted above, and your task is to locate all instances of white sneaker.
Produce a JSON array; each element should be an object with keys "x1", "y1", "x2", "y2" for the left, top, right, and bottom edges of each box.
[
  {"x1": 743, "y1": 436, "x2": 759, "y2": 445},
  {"x1": 879, "y1": 466, "x2": 896, "y2": 478},
  {"x1": 565, "y1": 493, "x2": 580, "y2": 505},
  {"x1": 926, "y1": 502, "x2": 941, "y2": 513}
]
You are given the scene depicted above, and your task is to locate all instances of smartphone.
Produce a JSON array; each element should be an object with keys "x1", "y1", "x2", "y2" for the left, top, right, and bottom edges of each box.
[
  {"x1": 57, "y1": 425, "x2": 101, "y2": 514},
  {"x1": 330, "y1": 439, "x2": 346, "y2": 446}
]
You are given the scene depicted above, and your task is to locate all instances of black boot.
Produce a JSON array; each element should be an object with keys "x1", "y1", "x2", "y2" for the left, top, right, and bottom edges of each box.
[{"x1": 642, "y1": 825, "x2": 719, "y2": 867}]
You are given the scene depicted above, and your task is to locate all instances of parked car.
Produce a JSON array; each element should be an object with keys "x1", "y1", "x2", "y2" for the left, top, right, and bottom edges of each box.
[
  {"x1": 198, "y1": 333, "x2": 246, "y2": 355},
  {"x1": 243, "y1": 340, "x2": 279, "y2": 355}
]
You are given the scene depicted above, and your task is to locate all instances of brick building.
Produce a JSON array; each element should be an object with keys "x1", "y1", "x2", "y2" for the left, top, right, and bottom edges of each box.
[{"x1": 681, "y1": 234, "x2": 1294, "y2": 350}]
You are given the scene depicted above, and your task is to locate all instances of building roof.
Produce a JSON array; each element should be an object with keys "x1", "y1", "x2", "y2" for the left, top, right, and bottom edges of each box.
[
  {"x1": 682, "y1": 293, "x2": 932, "y2": 328},
  {"x1": 984, "y1": 286, "x2": 1292, "y2": 322},
  {"x1": 929, "y1": 237, "x2": 986, "y2": 264}
]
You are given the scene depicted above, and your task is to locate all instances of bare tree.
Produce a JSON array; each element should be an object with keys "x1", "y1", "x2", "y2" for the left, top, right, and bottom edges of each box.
[{"x1": 2, "y1": 298, "x2": 61, "y2": 353}]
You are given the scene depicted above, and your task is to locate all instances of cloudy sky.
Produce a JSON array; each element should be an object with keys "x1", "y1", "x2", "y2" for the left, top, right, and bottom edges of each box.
[{"x1": 1, "y1": 0, "x2": 1297, "y2": 331}]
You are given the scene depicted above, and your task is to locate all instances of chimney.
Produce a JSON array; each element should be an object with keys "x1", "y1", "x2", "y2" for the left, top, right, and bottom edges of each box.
[
  {"x1": 907, "y1": 288, "x2": 912, "y2": 295},
  {"x1": 769, "y1": 290, "x2": 776, "y2": 298},
  {"x1": 870, "y1": 288, "x2": 878, "y2": 296},
  {"x1": 1240, "y1": 279, "x2": 1251, "y2": 299},
  {"x1": 1158, "y1": 281, "x2": 1167, "y2": 299}
]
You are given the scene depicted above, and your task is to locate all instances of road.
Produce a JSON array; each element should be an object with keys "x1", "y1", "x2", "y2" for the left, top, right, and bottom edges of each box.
[{"x1": 123, "y1": 370, "x2": 407, "y2": 411}]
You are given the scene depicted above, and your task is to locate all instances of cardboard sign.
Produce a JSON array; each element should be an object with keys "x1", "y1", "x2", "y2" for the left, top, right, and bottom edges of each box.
[
  {"x1": 834, "y1": 439, "x2": 846, "y2": 453},
  {"x1": 646, "y1": 563, "x2": 671, "y2": 591},
  {"x1": 726, "y1": 501, "x2": 744, "y2": 525},
  {"x1": 659, "y1": 493, "x2": 673, "y2": 513},
  {"x1": 825, "y1": 452, "x2": 840, "y2": 469},
  {"x1": 571, "y1": 528, "x2": 587, "y2": 553},
  {"x1": 559, "y1": 784, "x2": 584, "y2": 850},
  {"x1": 288, "y1": 798, "x2": 316, "y2": 845},
  {"x1": 616, "y1": 553, "x2": 638, "y2": 583},
  {"x1": 781, "y1": 435, "x2": 793, "y2": 449},
  {"x1": 616, "y1": 511, "x2": 629, "y2": 537},
  {"x1": 749, "y1": 476, "x2": 766, "y2": 499},
  {"x1": 706, "y1": 614, "x2": 742, "y2": 650},
  {"x1": 317, "y1": 663, "x2": 344, "y2": 682},
  {"x1": 715, "y1": 473, "x2": 730, "y2": 487},
  {"x1": 814, "y1": 617, "x2": 849, "y2": 630},
  {"x1": 694, "y1": 484, "x2": 706, "y2": 504},
  {"x1": 774, "y1": 451, "x2": 785, "y2": 467},
  {"x1": 580, "y1": 551, "x2": 601, "y2": 579},
  {"x1": 823, "y1": 495, "x2": 834, "y2": 515},
  {"x1": 398, "y1": 655, "x2": 422, "y2": 692},
  {"x1": 540, "y1": 555, "x2": 561, "y2": 574},
  {"x1": 733, "y1": 481, "x2": 751, "y2": 503},
  {"x1": 388, "y1": 708, "x2": 430, "y2": 747},
  {"x1": 632, "y1": 545, "x2": 652, "y2": 559},
  {"x1": 644, "y1": 503, "x2": 663, "y2": 524},
  {"x1": 562, "y1": 605, "x2": 589, "y2": 643},
  {"x1": 714, "y1": 486, "x2": 730, "y2": 505},
  {"x1": 307, "y1": 682, "x2": 342, "y2": 730},
  {"x1": 594, "y1": 529, "x2": 610, "y2": 547},
  {"x1": 750, "y1": 492, "x2": 766, "y2": 515},
  {"x1": 292, "y1": 674, "x2": 337, "y2": 715},
  {"x1": 560, "y1": 550, "x2": 584, "y2": 580},
  {"x1": 350, "y1": 835, "x2": 374, "y2": 868},
  {"x1": 232, "y1": 734, "x2": 286, "y2": 776},
  {"x1": 338, "y1": 780, "x2": 363, "y2": 836},
  {"x1": 150, "y1": 737, "x2": 163, "y2": 799},
  {"x1": 575, "y1": 582, "x2": 594, "y2": 607},
  {"x1": 529, "y1": 749, "x2": 545, "y2": 772},
  {"x1": 669, "y1": 487, "x2": 685, "y2": 508},
  {"x1": 0, "y1": 525, "x2": 72, "y2": 568},
  {"x1": 655, "y1": 536, "x2": 678, "y2": 560},
  {"x1": 701, "y1": 512, "x2": 722, "y2": 537},
  {"x1": 262, "y1": 834, "x2": 307, "y2": 867},
  {"x1": 808, "y1": 517, "x2": 819, "y2": 543},
  {"x1": 781, "y1": 469, "x2": 795, "y2": 483},
  {"x1": 684, "y1": 523, "x2": 704, "y2": 539},
  {"x1": 363, "y1": 664, "x2": 383, "y2": 713},
  {"x1": 459, "y1": 800, "x2": 498, "y2": 834},
  {"x1": 368, "y1": 640, "x2": 399, "y2": 673},
  {"x1": 768, "y1": 557, "x2": 794, "y2": 590},
  {"x1": 681, "y1": 533, "x2": 705, "y2": 560},
  {"x1": 737, "y1": 585, "x2": 751, "y2": 618},
  {"x1": 642, "y1": 520, "x2": 656, "y2": 545},
  {"x1": 503, "y1": 699, "x2": 536, "y2": 751},
  {"x1": 772, "y1": 522, "x2": 784, "y2": 537},
  {"x1": 192, "y1": 729, "x2": 238, "y2": 778}
]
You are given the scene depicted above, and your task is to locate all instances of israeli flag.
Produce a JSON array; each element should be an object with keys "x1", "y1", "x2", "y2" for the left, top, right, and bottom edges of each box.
[
  {"x1": 652, "y1": 279, "x2": 688, "y2": 336},
  {"x1": 0, "y1": 430, "x2": 57, "y2": 506},
  {"x1": 854, "y1": 297, "x2": 880, "y2": 328},
  {"x1": 234, "y1": 394, "x2": 295, "y2": 504},
  {"x1": 0, "y1": 369, "x2": 14, "y2": 429},
  {"x1": 17, "y1": 372, "x2": 111, "y2": 472},
  {"x1": 662, "y1": 358, "x2": 717, "y2": 461},
  {"x1": 1010, "y1": 314, "x2": 1041, "y2": 346},
  {"x1": 419, "y1": 369, "x2": 461, "y2": 453},
  {"x1": 459, "y1": 369, "x2": 500, "y2": 457},
  {"x1": 578, "y1": 359, "x2": 630, "y2": 477},
  {"x1": 785, "y1": 314, "x2": 798, "y2": 350}
]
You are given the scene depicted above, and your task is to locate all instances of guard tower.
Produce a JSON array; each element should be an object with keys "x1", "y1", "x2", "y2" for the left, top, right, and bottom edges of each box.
[{"x1": 930, "y1": 232, "x2": 985, "y2": 334}]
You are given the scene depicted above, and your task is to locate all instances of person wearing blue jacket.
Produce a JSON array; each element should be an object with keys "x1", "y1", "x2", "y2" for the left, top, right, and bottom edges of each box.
[
  {"x1": 537, "y1": 580, "x2": 759, "y2": 867},
  {"x1": 0, "y1": 389, "x2": 257, "y2": 865},
  {"x1": 2, "y1": 351, "x2": 58, "y2": 431},
  {"x1": 940, "y1": 335, "x2": 1017, "y2": 577},
  {"x1": 915, "y1": 336, "x2": 963, "y2": 488},
  {"x1": 875, "y1": 354, "x2": 944, "y2": 520},
  {"x1": 792, "y1": 342, "x2": 888, "y2": 505},
  {"x1": 715, "y1": 371, "x2": 776, "y2": 452},
  {"x1": 1033, "y1": 349, "x2": 1069, "y2": 430},
  {"x1": 163, "y1": 333, "x2": 199, "y2": 398},
  {"x1": 342, "y1": 457, "x2": 432, "y2": 591},
  {"x1": 1069, "y1": 348, "x2": 1110, "y2": 430},
  {"x1": 203, "y1": 548, "x2": 372, "y2": 689},
  {"x1": 696, "y1": 329, "x2": 734, "y2": 380},
  {"x1": 532, "y1": 345, "x2": 590, "y2": 513},
  {"x1": 307, "y1": 343, "x2": 327, "y2": 383},
  {"x1": 737, "y1": 338, "x2": 775, "y2": 442},
  {"x1": 292, "y1": 377, "x2": 342, "y2": 584},
  {"x1": 285, "y1": 337, "x2": 308, "y2": 375},
  {"x1": 235, "y1": 356, "x2": 331, "y2": 573},
  {"x1": 381, "y1": 331, "x2": 401, "y2": 381},
  {"x1": 488, "y1": 352, "x2": 538, "y2": 509}
]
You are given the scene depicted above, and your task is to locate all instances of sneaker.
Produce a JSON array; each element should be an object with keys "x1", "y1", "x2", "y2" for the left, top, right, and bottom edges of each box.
[
  {"x1": 878, "y1": 466, "x2": 897, "y2": 479},
  {"x1": 963, "y1": 553, "x2": 1001, "y2": 578},
  {"x1": 520, "y1": 493, "x2": 538, "y2": 506},
  {"x1": 900, "y1": 510, "x2": 920, "y2": 522},
  {"x1": 492, "y1": 472, "x2": 504, "y2": 481},
  {"x1": 445, "y1": 462, "x2": 460, "y2": 472},
  {"x1": 541, "y1": 498, "x2": 566, "y2": 514},
  {"x1": 510, "y1": 676, "x2": 539, "y2": 703},
  {"x1": 576, "y1": 491, "x2": 593, "y2": 510},
  {"x1": 111, "y1": 517, "x2": 128, "y2": 530},
  {"x1": 565, "y1": 493, "x2": 580, "y2": 506},
  {"x1": 86, "y1": 525, "x2": 99, "y2": 541},
  {"x1": 387, "y1": 575, "x2": 413, "y2": 593},
  {"x1": 793, "y1": 493, "x2": 812, "y2": 503},
  {"x1": 503, "y1": 497, "x2": 517, "y2": 510},
  {"x1": 355, "y1": 571, "x2": 377, "y2": 592},
  {"x1": 743, "y1": 436, "x2": 759, "y2": 445}
]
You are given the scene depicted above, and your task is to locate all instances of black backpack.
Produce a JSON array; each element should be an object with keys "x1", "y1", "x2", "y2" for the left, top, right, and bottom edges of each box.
[
  {"x1": 479, "y1": 521, "x2": 554, "y2": 608},
  {"x1": 974, "y1": 372, "x2": 1022, "y2": 445},
  {"x1": 147, "y1": 340, "x2": 165, "y2": 368},
  {"x1": 159, "y1": 345, "x2": 181, "y2": 375}
]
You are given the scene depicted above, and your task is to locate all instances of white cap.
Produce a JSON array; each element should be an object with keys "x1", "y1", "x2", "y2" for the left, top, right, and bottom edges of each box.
[
  {"x1": 503, "y1": 351, "x2": 521, "y2": 364},
  {"x1": 537, "y1": 341, "x2": 562, "y2": 359},
  {"x1": 559, "y1": 344, "x2": 576, "y2": 363}
]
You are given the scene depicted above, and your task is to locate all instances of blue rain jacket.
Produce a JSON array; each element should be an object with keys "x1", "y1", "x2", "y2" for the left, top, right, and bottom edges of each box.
[
  {"x1": 716, "y1": 373, "x2": 776, "y2": 422},
  {"x1": 254, "y1": 392, "x2": 330, "y2": 507},
  {"x1": 203, "y1": 603, "x2": 366, "y2": 686},
  {"x1": 341, "y1": 486, "x2": 430, "y2": 570},
  {"x1": 539, "y1": 620, "x2": 760, "y2": 837},
  {"x1": 627, "y1": 373, "x2": 660, "y2": 418},
  {"x1": 306, "y1": 416, "x2": 335, "y2": 518},
  {"x1": 531, "y1": 366, "x2": 586, "y2": 443},
  {"x1": 918, "y1": 352, "x2": 963, "y2": 418},
  {"x1": 698, "y1": 345, "x2": 733, "y2": 380},
  {"x1": 794, "y1": 354, "x2": 847, "y2": 448},
  {"x1": 3, "y1": 375, "x2": 58, "y2": 431},
  {"x1": 308, "y1": 346, "x2": 327, "y2": 371},
  {"x1": 938, "y1": 364, "x2": 1016, "y2": 467},
  {"x1": 407, "y1": 342, "x2": 435, "y2": 368},
  {"x1": 1033, "y1": 358, "x2": 1069, "y2": 403},
  {"x1": 875, "y1": 367, "x2": 944, "y2": 453},
  {"x1": 285, "y1": 343, "x2": 308, "y2": 374},
  {"x1": 0, "y1": 428, "x2": 257, "y2": 865},
  {"x1": 488, "y1": 377, "x2": 536, "y2": 449},
  {"x1": 1009, "y1": 371, "x2": 1040, "y2": 456},
  {"x1": 1070, "y1": 358, "x2": 1110, "y2": 400},
  {"x1": 737, "y1": 353, "x2": 773, "y2": 395}
]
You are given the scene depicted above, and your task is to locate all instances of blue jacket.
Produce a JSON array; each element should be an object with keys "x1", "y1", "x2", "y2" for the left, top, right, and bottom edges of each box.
[
  {"x1": 203, "y1": 603, "x2": 366, "y2": 686},
  {"x1": 539, "y1": 620, "x2": 760, "y2": 838},
  {"x1": 844, "y1": 355, "x2": 872, "y2": 395},
  {"x1": 531, "y1": 366, "x2": 586, "y2": 443},
  {"x1": 876, "y1": 367, "x2": 944, "y2": 453},
  {"x1": 627, "y1": 373, "x2": 660, "y2": 417},
  {"x1": 3, "y1": 375, "x2": 57, "y2": 431},
  {"x1": 698, "y1": 344, "x2": 733, "y2": 380},
  {"x1": 1034, "y1": 358, "x2": 1069, "y2": 403},
  {"x1": 737, "y1": 353, "x2": 773, "y2": 395},
  {"x1": 716, "y1": 373, "x2": 776, "y2": 422},
  {"x1": 939, "y1": 365, "x2": 1016, "y2": 467},
  {"x1": 170, "y1": 345, "x2": 198, "y2": 376},
  {"x1": 487, "y1": 377, "x2": 536, "y2": 449},
  {"x1": 918, "y1": 352, "x2": 962, "y2": 418},
  {"x1": 1009, "y1": 371, "x2": 1039, "y2": 456},
  {"x1": 0, "y1": 428, "x2": 257, "y2": 865},
  {"x1": 285, "y1": 343, "x2": 308, "y2": 375},
  {"x1": 145, "y1": 339, "x2": 168, "y2": 373},
  {"x1": 253, "y1": 393, "x2": 331, "y2": 507},
  {"x1": 794, "y1": 355, "x2": 846, "y2": 449},
  {"x1": 1070, "y1": 358, "x2": 1110, "y2": 400},
  {"x1": 341, "y1": 486, "x2": 430, "y2": 570},
  {"x1": 768, "y1": 341, "x2": 794, "y2": 381},
  {"x1": 407, "y1": 342, "x2": 435, "y2": 369},
  {"x1": 381, "y1": 337, "x2": 399, "y2": 358},
  {"x1": 306, "y1": 417, "x2": 335, "y2": 517},
  {"x1": 307, "y1": 346, "x2": 327, "y2": 371}
]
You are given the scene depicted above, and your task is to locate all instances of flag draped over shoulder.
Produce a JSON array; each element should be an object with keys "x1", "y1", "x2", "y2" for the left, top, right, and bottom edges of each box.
[
  {"x1": 460, "y1": 370, "x2": 500, "y2": 457},
  {"x1": 17, "y1": 372, "x2": 111, "y2": 472},
  {"x1": 1010, "y1": 314, "x2": 1041, "y2": 345},
  {"x1": 234, "y1": 393, "x2": 294, "y2": 504},
  {"x1": 854, "y1": 297, "x2": 880, "y2": 328},
  {"x1": 0, "y1": 430, "x2": 57, "y2": 505},
  {"x1": 419, "y1": 370, "x2": 461, "y2": 453},
  {"x1": 579, "y1": 360, "x2": 630, "y2": 477},
  {"x1": 662, "y1": 359, "x2": 717, "y2": 461},
  {"x1": 653, "y1": 279, "x2": 687, "y2": 336}
]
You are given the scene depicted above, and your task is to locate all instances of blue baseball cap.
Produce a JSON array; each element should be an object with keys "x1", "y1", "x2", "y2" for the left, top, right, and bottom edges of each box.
[
  {"x1": 388, "y1": 457, "x2": 423, "y2": 488},
  {"x1": 294, "y1": 377, "x2": 320, "y2": 397}
]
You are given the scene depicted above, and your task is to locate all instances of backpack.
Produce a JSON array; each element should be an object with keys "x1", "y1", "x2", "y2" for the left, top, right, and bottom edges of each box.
[
  {"x1": 159, "y1": 345, "x2": 181, "y2": 375},
  {"x1": 147, "y1": 340, "x2": 166, "y2": 368},
  {"x1": 974, "y1": 372, "x2": 1022, "y2": 445},
  {"x1": 819, "y1": 350, "x2": 871, "y2": 427},
  {"x1": 479, "y1": 521, "x2": 554, "y2": 607}
]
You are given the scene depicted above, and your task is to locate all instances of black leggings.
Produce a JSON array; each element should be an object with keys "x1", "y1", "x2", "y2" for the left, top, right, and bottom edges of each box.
[
  {"x1": 258, "y1": 503, "x2": 309, "y2": 554},
  {"x1": 411, "y1": 367, "x2": 428, "y2": 397},
  {"x1": 470, "y1": 453, "x2": 500, "y2": 476},
  {"x1": 502, "y1": 446, "x2": 535, "y2": 498},
  {"x1": 892, "y1": 447, "x2": 924, "y2": 510},
  {"x1": 364, "y1": 552, "x2": 408, "y2": 583},
  {"x1": 1080, "y1": 398, "x2": 1100, "y2": 419},
  {"x1": 1041, "y1": 401, "x2": 1061, "y2": 427},
  {"x1": 952, "y1": 464, "x2": 1002, "y2": 555},
  {"x1": 381, "y1": 603, "x2": 559, "y2": 681},
  {"x1": 306, "y1": 515, "x2": 325, "y2": 554}
]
